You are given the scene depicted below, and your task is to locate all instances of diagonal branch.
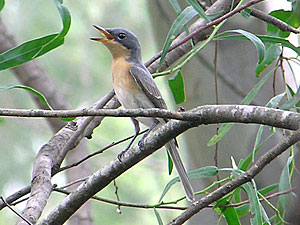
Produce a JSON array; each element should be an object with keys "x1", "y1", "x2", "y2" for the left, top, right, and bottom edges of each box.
[{"x1": 167, "y1": 130, "x2": 300, "y2": 224}]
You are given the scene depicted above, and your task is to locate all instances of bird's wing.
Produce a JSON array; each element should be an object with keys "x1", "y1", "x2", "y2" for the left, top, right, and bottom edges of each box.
[{"x1": 130, "y1": 63, "x2": 168, "y2": 110}]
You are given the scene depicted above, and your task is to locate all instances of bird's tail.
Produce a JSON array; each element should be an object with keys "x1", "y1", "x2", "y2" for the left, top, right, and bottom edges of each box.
[{"x1": 166, "y1": 140, "x2": 195, "y2": 202}]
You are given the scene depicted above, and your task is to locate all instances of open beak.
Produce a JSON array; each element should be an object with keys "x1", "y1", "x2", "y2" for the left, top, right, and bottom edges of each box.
[{"x1": 91, "y1": 25, "x2": 114, "y2": 42}]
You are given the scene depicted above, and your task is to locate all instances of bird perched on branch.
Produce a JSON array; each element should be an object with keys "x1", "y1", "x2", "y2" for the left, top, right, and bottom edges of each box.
[{"x1": 91, "y1": 26, "x2": 195, "y2": 202}]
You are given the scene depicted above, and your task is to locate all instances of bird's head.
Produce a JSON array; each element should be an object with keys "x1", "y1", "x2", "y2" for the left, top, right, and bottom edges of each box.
[{"x1": 91, "y1": 25, "x2": 141, "y2": 62}]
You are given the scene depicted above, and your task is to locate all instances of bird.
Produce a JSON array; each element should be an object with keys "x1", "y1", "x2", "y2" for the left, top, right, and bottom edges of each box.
[{"x1": 91, "y1": 25, "x2": 195, "y2": 202}]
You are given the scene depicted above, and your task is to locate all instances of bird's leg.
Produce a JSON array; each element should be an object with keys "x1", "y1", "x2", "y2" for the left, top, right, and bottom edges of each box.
[
  {"x1": 118, "y1": 118, "x2": 140, "y2": 161},
  {"x1": 138, "y1": 119, "x2": 159, "y2": 148}
]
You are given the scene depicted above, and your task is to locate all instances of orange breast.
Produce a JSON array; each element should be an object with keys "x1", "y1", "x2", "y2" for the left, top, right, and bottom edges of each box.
[{"x1": 112, "y1": 57, "x2": 140, "y2": 91}]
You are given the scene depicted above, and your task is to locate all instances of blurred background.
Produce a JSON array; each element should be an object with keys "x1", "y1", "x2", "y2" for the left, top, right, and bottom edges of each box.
[{"x1": 0, "y1": 0, "x2": 298, "y2": 224}]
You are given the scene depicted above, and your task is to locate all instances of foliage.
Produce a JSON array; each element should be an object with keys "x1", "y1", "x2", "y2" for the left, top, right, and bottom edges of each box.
[{"x1": 0, "y1": 0, "x2": 299, "y2": 224}]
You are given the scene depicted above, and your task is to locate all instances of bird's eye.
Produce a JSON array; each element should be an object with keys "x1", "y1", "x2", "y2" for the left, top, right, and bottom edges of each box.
[{"x1": 118, "y1": 32, "x2": 126, "y2": 40}]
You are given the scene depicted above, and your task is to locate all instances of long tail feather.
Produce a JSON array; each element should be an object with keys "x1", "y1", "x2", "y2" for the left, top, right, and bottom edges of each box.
[{"x1": 166, "y1": 140, "x2": 195, "y2": 202}]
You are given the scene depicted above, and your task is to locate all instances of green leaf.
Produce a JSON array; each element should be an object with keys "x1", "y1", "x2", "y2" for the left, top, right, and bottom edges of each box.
[
  {"x1": 0, "y1": 0, "x2": 71, "y2": 71},
  {"x1": 259, "y1": 183, "x2": 278, "y2": 196},
  {"x1": 241, "y1": 8, "x2": 251, "y2": 19},
  {"x1": 0, "y1": 84, "x2": 53, "y2": 109},
  {"x1": 208, "y1": 68, "x2": 274, "y2": 146},
  {"x1": 168, "y1": 70, "x2": 186, "y2": 104},
  {"x1": 215, "y1": 198, "x2": 242, "y2": 225},
  {"x1": 0, "y1": 0, "x2": 5, "y2": 12},
  {"x1": 256, "y1": 44, "x2": 282, "y2": 76},
  {"x1": 243, "y1": 182, "x2": 263, "y2": 225},
  {"x1": 216, "y1": 29, "x2": 265, "y2": 64},
  {"x1": 215, "y1": 34, "x2": 300, "y2": 56},
  {"x1": 281, "y1": 83, "x2": 300, "y2": 110},
  {"x1": 187, "y1": 0, "x2": 211, "y2": 22},
  {"x1": 169, "y1": 0, "x2": 181, "y2": 14},
  {"x1": 278, "y1": 156, "x2": 294, "y2": 217},
  {"x1": 154, "y1": 208, "x2": 163, "y2": 225},
  {"x1": 267, "y1": 10, "x2": 300, "y2": 38},
  {"x1": 159, "y1": 6, "x2": 198, "y2": 69},
  {"x1": 223, "y1": 206, "x2": 242, "y2": 225},
  {"x1": 158, "y1": 166, "x2": 218, "y2": 202},
  {"x1": 236, "y1": 204, "x2": 250, "y2": 217},
  {"x1": 166, "y1": 150, "x2": 173, "y2": 175}
]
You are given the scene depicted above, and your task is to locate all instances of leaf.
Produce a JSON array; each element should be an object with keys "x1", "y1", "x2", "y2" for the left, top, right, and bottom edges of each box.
[
  {"x1": 0, "y1": 0, "x2": 71, "y2": 71},
  {"x1": 0, "y1": 0, "x2": 4, "y2": 12},
  {"x1": 216, "y1": 29, "x2": 265, "y2": 64},
  {"x1": 168, "y1": 70, "x2": 186, "y2": 104},
  {"x1": 208, "y1": 68, "x2": 274, "y2": 146},
  {"x1": 267, "y1": 10, "x2": 300, "y2": 38},
  {"x1": 281, "y1": 83, "x2": 300, "y2": 110},
  {"x1": 187, "y1": 0, "x2": 211, "y2": 22},
  {"x1": 166, "y1": 150, "x2": 173, "y2": 175},
  {"x1": 0, "y1": 84, "x2": 53, "y2": 109},
  {"x1": 256, "y1": 44, "x2": 282, "y2": 76},
  {"x1": 215, "y1": 198, "x2": 242, "y2": 225},
  {"x1": 154, "y1": 208, "x2": 163, "y2": 225},
  {"x1": 159, "y1": 6, "x2": 198, "y2": 69},
  {"x1": 169, "y1": 0, "x2": 181, "y2": 14},
  {"x1": 277, "y1": 156, "x2": 294, "y2": 217},
  {"x1": 158, "y1": 166, "x2": 218, "y2": 202},
  {"x1": 243, "y1": 182, "x2": 263, "y2": 225},
  {"x1": 259, "y1": 183, "x2": 278, "y2": 196},
  {"x1": 215, "y1": 34, "x2": 300, "y2": 56}
]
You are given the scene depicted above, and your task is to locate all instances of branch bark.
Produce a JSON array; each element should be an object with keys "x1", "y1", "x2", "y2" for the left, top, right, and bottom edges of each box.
[{"x1": 168, "y1": 130, "x2": 300, "y2": 224}]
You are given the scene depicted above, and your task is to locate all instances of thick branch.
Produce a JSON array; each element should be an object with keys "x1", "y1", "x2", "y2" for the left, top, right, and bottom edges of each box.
[
  {"x1": 17, "y1": 92, "x2": 114, "y2": 225},
  {"x1": 0, "y1": 105, "x2": 299, "y2": 130}
]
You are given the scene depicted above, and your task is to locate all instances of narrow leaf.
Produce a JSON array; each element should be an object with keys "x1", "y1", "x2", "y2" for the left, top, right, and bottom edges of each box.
[
  {"x1": 0, "y1": 84, "x2": 52, "y2": 109},
  {"x1": 159, "y1": 166, "x2": 218, "y2": 202},
  {"x1": 166, "y1": 150, "x2": 173, "y2": 175},
  {"x1": 208, "y1": 68, "x2": 274, "y2": 146},
  {"x1": 215, "y1": 34, "x2": 300, "y2": 56},
  {"x1": 187, "y1": 0, "x2": 211, "y2": 22},
  {"x1": 278, "y1": 156, "x2": 294, "y2": 217},
  {"x1": 154, "y1": 208, "x2": 163, "y2": 225},
  {"x1": 159, "y1": 6, "x2": 198, "y2": 69},
  {"x1": 169, "y1": 0, "x2": 181, "y2": 14},
  {"x1": 168, "y1": 70, "x2": 186, "y2": 104}
]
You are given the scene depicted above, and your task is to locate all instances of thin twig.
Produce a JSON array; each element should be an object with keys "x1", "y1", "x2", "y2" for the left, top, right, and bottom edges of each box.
[
  {"x1": 53, "y1": 188, "x2": 187, "y2": 210},
  {"x1": 57, "y1": 129, "x2": 147, "y2": 173},
  {"x1": 0, "y1": 197, "x2": 33, "y2": 225},
  {"x1": 250, "y1": 8, "x2": 299, "y2": 34}
]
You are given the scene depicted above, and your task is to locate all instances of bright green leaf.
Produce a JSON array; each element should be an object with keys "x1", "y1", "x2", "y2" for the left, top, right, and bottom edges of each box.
[
  {"x1": 267, "y1": 10, "x2": 300, "y2": 38},
  {"x1": 223, "y1": 206, "x2": 242, "y2": 225},
  {"x1": 168, "y1": 70, "x2": 186, "y2": 104},
  {"x1": 208, "y1": 68, "x2": 274, "y2": 146},
  {"x1": 256, "y1": 44, "x2": 282, "y2": 76},
  {"x1": 236, "y1": 204, "x2": 250, "y2": 217},
  {"x1": 0, "y1": 0, "x2": 5, "y2": 12},
  {"x1": 166, "y1": 150, "x2": 173, "y2": 175},
  {"x1": 187, "y1": 0, "x2": 211, "y2": 22},
  {"x1": 159, "y1": 6, "x2": 198, "y2": 69},
  {"x1": 0, "y1": 0, "x2": 71, "y2": 71},
  {"x1": 158, "y1": 166, "x2": 218, "y2": 202}
]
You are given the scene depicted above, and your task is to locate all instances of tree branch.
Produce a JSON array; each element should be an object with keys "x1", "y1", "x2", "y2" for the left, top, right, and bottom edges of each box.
[
  {"x1": 0, "y1": 105, "x2": 299, "y2": 130},
  {"x1": 168, "y1": 130, "x2": 300, "y2": 224}
]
